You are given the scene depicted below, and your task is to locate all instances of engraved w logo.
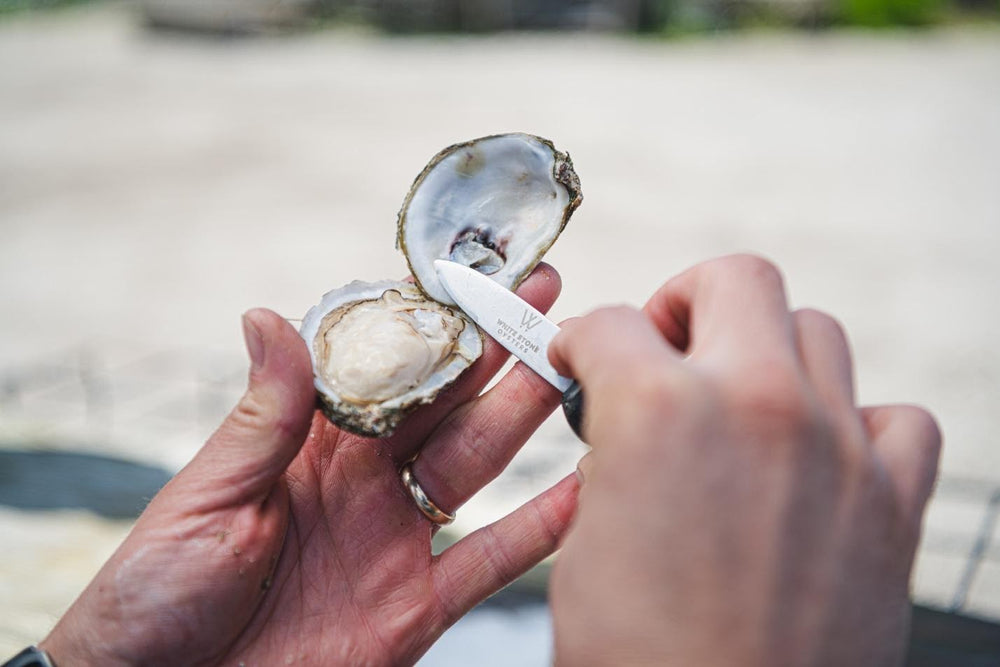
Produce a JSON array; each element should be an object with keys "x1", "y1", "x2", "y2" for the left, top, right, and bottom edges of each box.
[{"x1": 521, "y1": 310, "x2": 542, "y2": 330}]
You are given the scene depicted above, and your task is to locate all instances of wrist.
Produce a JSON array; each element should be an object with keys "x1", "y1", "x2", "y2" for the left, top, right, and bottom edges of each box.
[
  {"x1": 38, "y1": 620, "x2": 121, "y2": 667},
  {"x1": 38, "y1": 633, "x2": 86, "y2": 667}
]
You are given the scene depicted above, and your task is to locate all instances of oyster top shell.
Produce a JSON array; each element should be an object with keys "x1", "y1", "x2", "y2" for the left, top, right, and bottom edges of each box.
[{"x1": 397, "y1": 133, "x2": 582, "y2": 306}]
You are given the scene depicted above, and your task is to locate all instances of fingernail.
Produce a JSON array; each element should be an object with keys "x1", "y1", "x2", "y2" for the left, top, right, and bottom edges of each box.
[{"x1": 242, "y1": 312, "x2": 265, "y2": 371}]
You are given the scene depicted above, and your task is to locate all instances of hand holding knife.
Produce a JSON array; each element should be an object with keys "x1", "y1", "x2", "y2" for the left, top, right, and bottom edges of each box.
[{"x1": 434, "y1": 260, "x2": 586, "y2": 439}]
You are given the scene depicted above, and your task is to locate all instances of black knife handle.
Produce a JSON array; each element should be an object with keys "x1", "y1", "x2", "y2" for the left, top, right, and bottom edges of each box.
[{"x1": 561, "y1": 381, "x2": 585, "y2": 440}]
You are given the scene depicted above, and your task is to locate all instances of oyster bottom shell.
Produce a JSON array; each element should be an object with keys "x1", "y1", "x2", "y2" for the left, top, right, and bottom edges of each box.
[{"x1": 300, "y1": 280, "x2": 482, "y2": 437}]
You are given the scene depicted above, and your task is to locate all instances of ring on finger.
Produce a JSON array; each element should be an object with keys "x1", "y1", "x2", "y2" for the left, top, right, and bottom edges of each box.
[{"x1": 400, "y1": 460, "x2": 455, "y2": 526}]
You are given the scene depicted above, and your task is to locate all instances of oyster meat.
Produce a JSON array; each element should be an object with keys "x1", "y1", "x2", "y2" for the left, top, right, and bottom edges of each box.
[{"x1": 301, "y1": 133, "x2": 582, "y2": 438}]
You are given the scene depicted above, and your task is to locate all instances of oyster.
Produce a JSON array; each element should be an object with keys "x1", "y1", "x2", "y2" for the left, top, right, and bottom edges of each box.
[
  {"x1": 301, "y1": 133, "x2": 582, "y2": 438},
  {"x1": 300, "y1": 281, "x2": 482, "y2": 437}
]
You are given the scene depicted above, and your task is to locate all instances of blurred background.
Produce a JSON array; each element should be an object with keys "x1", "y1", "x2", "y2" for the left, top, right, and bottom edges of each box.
[{"x1": 1, "y1": 0, "x2": 998, "y2": 664}]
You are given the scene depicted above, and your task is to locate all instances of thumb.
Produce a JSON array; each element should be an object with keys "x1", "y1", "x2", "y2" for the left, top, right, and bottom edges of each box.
[{"x1": 183, "y1": 308, "x2": 316, "y2": 504}]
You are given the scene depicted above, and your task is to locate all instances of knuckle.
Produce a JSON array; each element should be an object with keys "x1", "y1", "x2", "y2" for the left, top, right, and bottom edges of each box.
[
  {"x1": 514, "y1": 363, "x2": 562, "y2": 408},
  {"x1": 714, "y1": 253, "x2": 785, "y2": 290},
  {"x1": 726, "y1": 372, "x2": 867, "y2": 468},
  {"x1": 839, "y1": 433, "x2": 877, "y2": 483},
  {"x1": 584, "y1": 304, "x2": 642, "y2": 329},
  {"x1": 899, "y1": 404, "x2": 943, "y2": 449},
  {"x1": 580, "y1": 307, "x2": 669, "y2": 382},
  {"x1": 897, "y1": 404, "x2": 944, "y2": 475},
  {"x1": 603, "y1": 367, "x2": 709, "y2": 445},
  {"x1": 479, "y1": 528, "x2": 519, "y2": 589},
  {"x1": 557, "y1": 305, "x2": 640, "y2": 356},
  {"x1": 870, "y1": 404, "x2": 943, "y2": 473},
  {"x1": 796, "y1": 308, "x2": 848, "y2": 341},
  {"x1": 528, "y1": 493, "x2": 565, "y2": 553},
  {"x1": 232, "y1": 391, "x2": 296, "y2": 439},
  {"x1": 233, "y1": 392, "x2": 271, "y2": 429},
  {"x1": 732, "y1": 361, "x2": 810, "y2": 424},
  {"x1": 463, "y1": 422, "x2": 502, "y2": 476},
  {"x1": 617, "y1": 366, "x2": 680, "y2": 411},
  {"x1": 436, "y1": 412, "x2": 502, "y2": 490}
]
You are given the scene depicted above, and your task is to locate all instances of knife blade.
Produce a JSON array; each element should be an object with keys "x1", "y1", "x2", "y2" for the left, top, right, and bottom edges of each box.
[{"x1": 433, "y1": 259, "x2": 585, "y2": 439}]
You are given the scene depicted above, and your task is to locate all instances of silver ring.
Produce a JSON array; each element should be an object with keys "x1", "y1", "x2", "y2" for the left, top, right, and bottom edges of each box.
[{"x1": 401, "y1": 461, "x2": 454, "y2": 526}]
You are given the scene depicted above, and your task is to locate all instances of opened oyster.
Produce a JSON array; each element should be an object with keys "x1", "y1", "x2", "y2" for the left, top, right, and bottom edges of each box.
[
  {"x1": 301, "y1": 133, "x2": 582, "y2": 438},
  {"x1": 301, "y1": 281, "x2": 482, "y2": 437}
]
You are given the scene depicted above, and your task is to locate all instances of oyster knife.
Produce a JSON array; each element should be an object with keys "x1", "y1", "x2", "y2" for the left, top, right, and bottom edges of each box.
[{"x1": 433, "y1": 260, "x2": 585, "y2": 439}]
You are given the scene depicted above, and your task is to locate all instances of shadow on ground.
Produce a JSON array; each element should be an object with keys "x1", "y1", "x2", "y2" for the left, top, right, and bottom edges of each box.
[
  {"x1": 908, "y1": 605, "x2": 1000, "y2": 666},
  {"x1": 0, "y1": 448, "x2": 173, "y2": 519}
]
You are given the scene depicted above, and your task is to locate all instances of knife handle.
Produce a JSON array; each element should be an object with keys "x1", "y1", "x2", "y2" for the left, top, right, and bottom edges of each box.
[{"x1": 561, "y1": 381, "x2": 585, "y2": 440}]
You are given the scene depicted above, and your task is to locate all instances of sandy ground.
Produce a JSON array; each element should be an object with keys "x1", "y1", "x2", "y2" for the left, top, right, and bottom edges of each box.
[{"x1": 1, "y1": 4, "x2": 999, "y2": 657}]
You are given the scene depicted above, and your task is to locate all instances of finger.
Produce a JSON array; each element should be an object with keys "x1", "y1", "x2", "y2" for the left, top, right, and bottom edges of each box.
[
  {"x1": 432, "y1": 473, "x2": 579, "y2": 626},
  {"x1": 793, "y1": 308, "x2": 856, "y2": 411},
  {"x1": 180, "y1": 309, "x2": 316, "y2": 507},
  {"x1": 549, "y1": 305, "x2": 680, "y2": 394},
  {"x1": 409, "y1": 360, "x2": 563, "y2": 515},
  {"x1": 548, "y1": 306, "x2": 683, "y2": 444},
  {"x1": 864, "y1": 404, "x2": 942, "y2": 527},
  {"x1": 642, "y1": 254, "x2": 797, "y2": 362},
  {"x1": 386, "y1": 263, "x2": 562, "y2": 457}
]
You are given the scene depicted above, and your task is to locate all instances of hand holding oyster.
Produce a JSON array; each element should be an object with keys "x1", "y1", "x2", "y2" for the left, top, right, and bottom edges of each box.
[{"x1": 300, "y1": 133, "x2": 582, "y2": 437}]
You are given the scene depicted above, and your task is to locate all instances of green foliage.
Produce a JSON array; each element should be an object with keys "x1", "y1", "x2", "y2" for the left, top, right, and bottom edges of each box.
[
  {"x1": 840, "y1": 0, "x2": 945, "y2": 26},
  {"x1": 636, "y1": 0, "x2": 675, "y2": 31},
  {"x1": 0, "y1": 0, "x2": 101, "y2": 16}
]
